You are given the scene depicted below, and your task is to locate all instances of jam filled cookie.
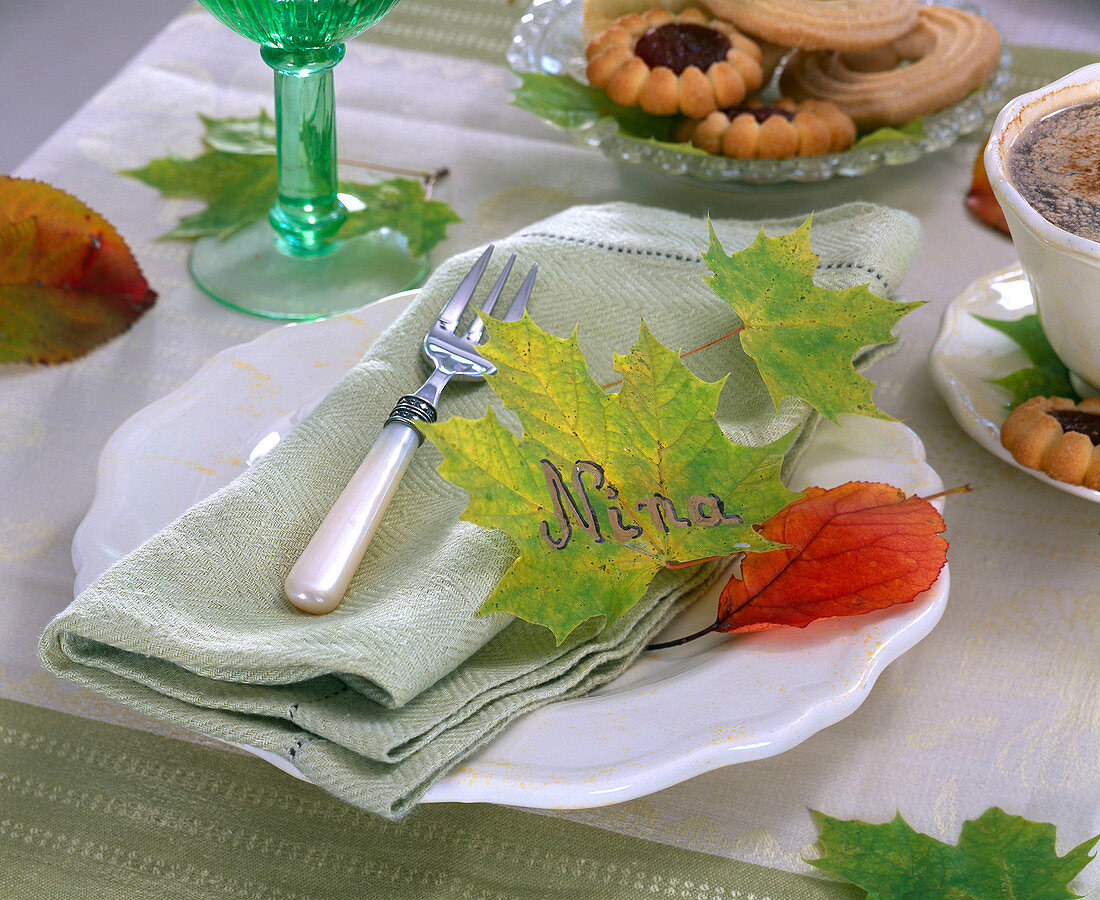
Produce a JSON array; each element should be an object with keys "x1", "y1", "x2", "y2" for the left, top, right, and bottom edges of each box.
[
  {"x1": 676, "y1": 97, "x2": 856, "y2": 158},
  {"x1": 1000, "y1": 395, "x2": 1100, "y2": 489},
  {"x1": 585, "y1": 7, "x2": 764, "y2": 118}
]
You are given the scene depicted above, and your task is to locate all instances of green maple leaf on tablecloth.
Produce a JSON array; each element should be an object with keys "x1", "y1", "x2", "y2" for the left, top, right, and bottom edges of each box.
[
  {"x1": 809, "y1": 807, "x2": 1099, "y2": 899},
  {"x1": 703, "y1": 218, "x2": 922, "y2": 422},
  {"x1": 125, "y1": 146, "x2": 275, "y2": 239},
  {"x1": 974, "y1": 313, "x2": 1080, "y2": 407},
  {"x1": 423, "y1": 316, "x2": 801, "y2": 644},
  {"x1": 122, "y1": 111, "x2": 458, "y2": 257}
]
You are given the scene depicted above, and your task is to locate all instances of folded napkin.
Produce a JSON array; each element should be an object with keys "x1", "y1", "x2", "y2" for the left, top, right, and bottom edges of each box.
[{"x1": 41, "y1": 201, "x2": 920, "y2": 818}]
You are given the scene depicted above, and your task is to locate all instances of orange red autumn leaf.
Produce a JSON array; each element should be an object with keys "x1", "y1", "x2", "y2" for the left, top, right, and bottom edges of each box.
[
  {"x1": 0, "y1": 176, "x2": 156, "y2": 364},
  {"x1": 717, "y1": 481, "x2": 948, "y2": 633},
  {"x1": 965, "y1": 137, "x2": 1009, "y2": 236}
]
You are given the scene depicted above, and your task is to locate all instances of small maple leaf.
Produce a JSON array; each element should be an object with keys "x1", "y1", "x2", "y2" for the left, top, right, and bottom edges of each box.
[
  {"x1": 717, "y1": 481, "x2": 947, "y2": 633},
  {"x1": 702, "y1": 217, "x2": 922, "y2": 422},
  {"x1": 974, "y1": 313, "x2": 1080, "y2": 408},
  {"x1": 0, "y1": 176, "x2": 156, "y2": 364},
  {"x1": 424, "y1": 315, "x2": 802, "y2": 644},
  {"x1": 809, "y1": 806, "x2": 1099, "y2": 899},
  {"x1": 122, "y1": 112, "x2": 458, "y2": 256}
]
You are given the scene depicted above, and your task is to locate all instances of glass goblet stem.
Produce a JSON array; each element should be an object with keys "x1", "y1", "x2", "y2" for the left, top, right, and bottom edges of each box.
[{"x1": 260, "y1": 43, "x2": 346, "y2": 257}]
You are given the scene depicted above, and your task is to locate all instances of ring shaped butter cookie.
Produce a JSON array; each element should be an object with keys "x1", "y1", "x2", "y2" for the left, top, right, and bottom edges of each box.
[
  {"x1": 676, "y1": 97, "x2": 856, "y2": 158},
  {"x1": 700, "y1": 0, "x2": 918, "y2": 52},
  {"x1": 1000, "y1": 395, "x2": 1100, "y2": 490},
  {"x1": 779, "y1": 5, "x2": 1002, "y2": 129},
  {"x1": 585, "y1": 7, "x2": 764, "y2": 118}
]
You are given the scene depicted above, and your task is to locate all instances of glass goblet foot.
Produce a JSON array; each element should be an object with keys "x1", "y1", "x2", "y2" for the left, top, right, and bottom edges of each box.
[
  {"x1": 189, "y1": 220, "x2": 429, "y2": 320},
  {"x1": 185, "y1": 1, "x2": 422, "y2": 320}
]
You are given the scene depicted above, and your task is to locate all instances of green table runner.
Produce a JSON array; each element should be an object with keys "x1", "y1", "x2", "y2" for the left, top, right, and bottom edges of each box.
[
  {"x1": 365, "y1": 0, "x2": 524, "y2": 65},
  {"x1": 0, "y1": 698, "x2": 862, "y2": 900}
]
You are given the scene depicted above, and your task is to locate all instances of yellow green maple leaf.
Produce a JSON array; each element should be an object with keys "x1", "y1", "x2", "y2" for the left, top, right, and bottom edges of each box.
[
  {"x1": 424, "y1": 316, "x2": 801, "y2": 644},
  {"x1": 703, "y1": 217, "x2": 922, "y2": 422}
]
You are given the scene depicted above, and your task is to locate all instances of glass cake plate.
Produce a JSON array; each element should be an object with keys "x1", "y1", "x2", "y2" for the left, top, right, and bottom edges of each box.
[
  {"x1": 507, "y1": 0, "x2": 1012, "y2": 187},
  {"x1": 74, "y1": 290, "x2": 952, "y2": 809}
]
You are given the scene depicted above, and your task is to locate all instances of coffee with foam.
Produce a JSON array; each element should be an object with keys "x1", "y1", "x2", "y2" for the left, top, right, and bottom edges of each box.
[{"x1": 1007, "y1": 99, "x2": 1100, "y2": 244}]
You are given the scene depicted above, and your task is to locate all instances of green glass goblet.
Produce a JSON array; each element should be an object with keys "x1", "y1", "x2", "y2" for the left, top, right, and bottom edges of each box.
[{"x1": 190, "y1": 0, "x2": 427, "y2": 319}]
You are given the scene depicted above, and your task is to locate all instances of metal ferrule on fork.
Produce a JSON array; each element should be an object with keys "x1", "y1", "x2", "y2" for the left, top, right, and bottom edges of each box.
[{"x1": 384, "y1": 395, "x2": 438, "y2": 441}]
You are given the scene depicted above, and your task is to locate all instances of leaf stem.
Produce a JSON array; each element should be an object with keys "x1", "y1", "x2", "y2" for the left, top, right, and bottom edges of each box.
[
  {"x1": 681, "y1": 325, "x2": 745, "y2": 359},
  {"x1": 337, "y1": 158, "x2": 450, "y2": 197},
  {"x1": 646, "y1": 619, "x2": 721, "y2": 650},
  {"x1": 921, "y1": 483, "x2": 973, "y2": 502}
]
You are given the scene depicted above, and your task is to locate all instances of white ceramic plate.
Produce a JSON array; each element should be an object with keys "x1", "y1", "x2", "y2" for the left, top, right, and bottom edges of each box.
[
  {"x1": 929, "y1": 265, "x2": 1100, "y2": 503},
  {"x1": 74, "y1": 291, "x2": 950, "y2": 809},
  {"x1": 507, "y1": 0, "x2": 1011, "y2": 187}
]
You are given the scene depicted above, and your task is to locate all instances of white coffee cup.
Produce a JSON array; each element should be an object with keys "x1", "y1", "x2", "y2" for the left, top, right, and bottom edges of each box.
[{"x1": 985, "y1": 63, "x2": 1100, "y2": 393}]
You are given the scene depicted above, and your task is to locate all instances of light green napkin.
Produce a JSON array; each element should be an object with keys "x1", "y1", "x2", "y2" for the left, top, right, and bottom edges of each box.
[{"x1": 40, "y1": 201, "x2": 920, "y2": 818}]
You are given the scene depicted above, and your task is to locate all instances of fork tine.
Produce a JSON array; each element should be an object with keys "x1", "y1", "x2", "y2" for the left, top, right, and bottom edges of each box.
[
  {"x1": 480, "y1": 254, "x2": 516, "y2": 316},
  {"x1": 438, "y1": 244, "x2": 494, "y2": 331},
  {"x1": 463, "y1": 254, "x2": 516, "y2": 344},
  {"x1": 502, "y1": 263, "x2": 538, "y2": 322}
]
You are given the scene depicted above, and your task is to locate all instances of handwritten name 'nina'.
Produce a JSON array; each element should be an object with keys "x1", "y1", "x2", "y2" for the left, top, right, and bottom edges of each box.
[{"x1": 539, "y1": 459, "x2": 742, "y2": 550}]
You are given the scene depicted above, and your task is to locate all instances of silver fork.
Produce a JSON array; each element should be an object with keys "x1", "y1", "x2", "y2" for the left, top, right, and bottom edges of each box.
[{"x1": 285, "y1": 245, "x2": 537, "y2": 614}]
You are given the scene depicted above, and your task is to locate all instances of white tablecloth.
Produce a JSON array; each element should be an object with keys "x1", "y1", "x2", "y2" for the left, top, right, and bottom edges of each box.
[{"x1": 3, "y1": 1, "x2": 1098, "y2": 889}]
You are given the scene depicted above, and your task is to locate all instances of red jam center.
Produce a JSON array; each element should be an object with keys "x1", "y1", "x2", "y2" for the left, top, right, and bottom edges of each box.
[
  {"x1": 723, "y1": 106, "x2": 796, "y2": 123},
  {"x1": 634, "y1": 23, "x2": 731, "y2": 75},
  {"x1": 1050, "y1": 408, "x2": 1100, "y2": 445}
]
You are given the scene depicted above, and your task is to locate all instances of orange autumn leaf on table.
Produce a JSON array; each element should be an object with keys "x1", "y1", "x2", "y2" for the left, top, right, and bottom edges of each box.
[
  {"x1": 717, "y1": 481, "x2": 948, "y2": 633},
  {"x1": 965, "y1": 137, "x2": 1009, "y2": 235},
  {"x1": 0, "y1": 176, "x2": 156, "y2": 364}
]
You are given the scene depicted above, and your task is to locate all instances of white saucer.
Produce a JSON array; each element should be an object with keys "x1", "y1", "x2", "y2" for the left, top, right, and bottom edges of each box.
[{"x1": 929, "y1": 265, "x2": 1100, "y2": 502}]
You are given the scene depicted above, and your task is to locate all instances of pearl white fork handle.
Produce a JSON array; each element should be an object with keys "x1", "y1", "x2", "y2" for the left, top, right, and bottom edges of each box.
[{"x1": 284, "y1": 420, "x2": 422, "y2": 614}]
